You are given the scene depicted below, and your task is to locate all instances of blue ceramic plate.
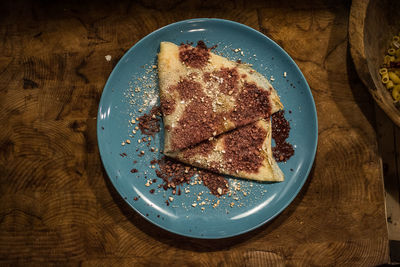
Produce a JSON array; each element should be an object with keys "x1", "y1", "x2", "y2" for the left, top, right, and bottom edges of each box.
[{"x1": 97, "y1": 18, "x2": 318, "y2": 239}]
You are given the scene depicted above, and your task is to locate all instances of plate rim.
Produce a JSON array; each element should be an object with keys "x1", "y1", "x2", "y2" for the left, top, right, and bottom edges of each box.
[{"x1": 97, "y1": 18, "x2": 318, "y2": 239}]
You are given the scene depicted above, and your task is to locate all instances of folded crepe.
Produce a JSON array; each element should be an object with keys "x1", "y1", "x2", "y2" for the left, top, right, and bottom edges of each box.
[
  {"x1": 158, "y1": 41, "x2": 283, "y2": 153},
  {"x1": 165, "y1": 118, "x2": 284, "y2": 182}
]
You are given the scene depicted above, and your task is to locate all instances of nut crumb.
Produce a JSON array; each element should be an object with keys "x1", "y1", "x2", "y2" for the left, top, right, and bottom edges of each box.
[{"x1": 213, "y1": 199, "x2": 220, "y2": 208}]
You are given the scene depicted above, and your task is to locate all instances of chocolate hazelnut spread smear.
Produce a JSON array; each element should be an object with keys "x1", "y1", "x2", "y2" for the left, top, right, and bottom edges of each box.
[
  {"x1": 171, "y1": 79, "x2": 204, "y2": 101},
  {"x1": 271, "y1": 111, "x2": 294, "y2": 162},
  {"x1": 217, "y1": 68, "x2": 240, "y2": 95},
  {"x1": 170, "y1": 80, "x2": 271, "y2": 151},
  {"x1": 155, "y1": 157, "x2": 195, "y2": 190},
  {"x1": 171, "y1": 96, "x2": 222, "y2": 150},
  {"x1": 200, "y1": 172, "x2": 229, "y2": 196},
  {"x1": 138, "y1": 106, "x2": 161, "y2": 136},
  {"x1": 160, "y1": 98, "x2": 176, "y2": 116},
  {"x1": 229, "y1": 82, "x2": 271, "y2": 126},
  {"x1": 203, "y1": 67, "x2": 240, "y2": 95},
  {"x1": 223, "y1": 123, "x2": 267, "y2": 173},
  {"x1": 179, "y1": 40, "x2": 211, "y2": 68},
  {"x1": 182, "y1": 139, "x2": 216, "y2": 159},
  {"x1": 155, "y1": 157, "x2": 228, "y2": 197}
]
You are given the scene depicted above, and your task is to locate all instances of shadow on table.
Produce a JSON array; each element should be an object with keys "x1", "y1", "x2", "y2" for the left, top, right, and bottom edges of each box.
[
  {"x1": 345, "y1": 48, "x2": 377, "y2": 131},
  {"x1": 100, "y1": 161, "x2": 316, "y2": 252}
]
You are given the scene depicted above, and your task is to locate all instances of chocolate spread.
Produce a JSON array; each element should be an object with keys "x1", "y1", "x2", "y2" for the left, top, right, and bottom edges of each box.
[
  {"x1": 271, "y1": 111, "x2": 294, "y2": 162},
  {"x1": 138, "y1": 106, "x2": 161, "y2": 136},
  {"x1": 223, "y1": 123, "x2": 267, "y2": 173},
  {"x1": 179, "y1": 40, "x2": 210, "y2": 68}
]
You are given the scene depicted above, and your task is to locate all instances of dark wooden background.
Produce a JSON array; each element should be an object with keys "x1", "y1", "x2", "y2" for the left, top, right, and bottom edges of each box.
[{"x1": 0, "y1": 0, "x2": 390, "y2": 265}]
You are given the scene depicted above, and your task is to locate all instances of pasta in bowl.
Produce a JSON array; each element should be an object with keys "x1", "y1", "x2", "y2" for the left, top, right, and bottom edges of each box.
[
  {"x1": 349, "y1": 0, "x2": 400, "y2": 127},
  {"x1": 379, "y1": 34, "x2": 400, "y2": 104}
]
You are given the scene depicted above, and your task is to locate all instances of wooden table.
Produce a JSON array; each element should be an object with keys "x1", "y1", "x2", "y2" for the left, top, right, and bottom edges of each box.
[{"x1": 0, "y1": 0, "x2": 390, "y2": 265}]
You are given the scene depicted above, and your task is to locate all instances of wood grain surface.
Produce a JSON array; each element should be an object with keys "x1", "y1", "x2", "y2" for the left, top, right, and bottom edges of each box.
[
  {"x1": 376, "y1": 103, "x2": 400, "y2": 263},
  {"x1": 0, "y1": 0, "x2": 390, "y2": 265}
]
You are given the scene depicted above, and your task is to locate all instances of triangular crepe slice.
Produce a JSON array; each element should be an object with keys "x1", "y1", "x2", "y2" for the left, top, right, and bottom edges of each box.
[
  {"x1": 158, "y1": 41, "x2": 283, "y2": 153},
  {"x1": 165, "y1": 118, "x2": 284, "y2": 182}
]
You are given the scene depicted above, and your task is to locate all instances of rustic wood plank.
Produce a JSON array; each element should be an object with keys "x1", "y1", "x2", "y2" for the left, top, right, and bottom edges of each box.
[
  {"x1": 0, "y1": 0, "x2": 390, "y2": 265},
  {"x1": 258, "y1": 2, "x2": 389, "y2": 265},
  {"x1": 375, "y1": 103, "x2": 400, "y2": 243}
]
